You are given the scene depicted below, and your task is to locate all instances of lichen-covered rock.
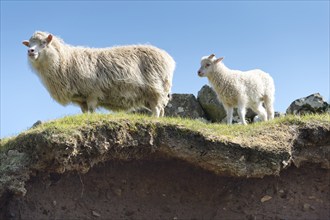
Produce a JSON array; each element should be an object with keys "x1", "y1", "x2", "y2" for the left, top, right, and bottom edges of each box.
[
  {"x1": 286, "y1": 93, "x2": 329, "y2": 115},
  {"x1": 197, "y1": 85, "x2": 226, "y2": 122},
  {"x1": 164, "y1": 94, "x2": 206, "y2": 119}
]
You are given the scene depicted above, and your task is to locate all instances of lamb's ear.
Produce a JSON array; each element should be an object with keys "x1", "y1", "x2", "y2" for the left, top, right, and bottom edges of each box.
[
  {"x1": 208, "y1": 54, "x2": 215, "y2": 59},
  {"x1": 46, "y1": 34, "x2": 53, "y2": 43},
  {"x1": 214, "y1": 57, "x2": 224, "y2": 64},
  {"x1": 22, "y1": 40, "x2": 30, "y2": 47}
]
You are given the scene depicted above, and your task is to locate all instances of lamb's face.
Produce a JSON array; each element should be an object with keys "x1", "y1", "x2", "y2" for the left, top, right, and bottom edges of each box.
[
  {"x1": 22, "y1": 33, "x2": 53, "y2": 61},
  {"x1": 198, "y1": 57, "x2": 213, "y2": 77},
  {"x1": 198, "y1": 54, "x2": 223, "y2": 77}
]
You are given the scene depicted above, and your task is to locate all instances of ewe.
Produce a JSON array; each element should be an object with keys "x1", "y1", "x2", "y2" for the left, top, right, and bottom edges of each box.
[
  {"x1": 22, "y1": 31, "x2": 175, "y2": 117},
  {"x1": 198, "y1": 54, "x2": 275, "y2": 125}
]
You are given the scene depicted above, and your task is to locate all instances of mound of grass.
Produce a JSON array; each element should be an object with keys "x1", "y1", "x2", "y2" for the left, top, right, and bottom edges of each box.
[{"x1": 1, "y1": 112, "x2": 329, "y2": 153}]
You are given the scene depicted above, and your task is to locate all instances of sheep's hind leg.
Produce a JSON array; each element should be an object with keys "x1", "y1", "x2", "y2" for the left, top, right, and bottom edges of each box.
[{"x1": 77, "y1": 102, "x2": 88, "y2": 113}]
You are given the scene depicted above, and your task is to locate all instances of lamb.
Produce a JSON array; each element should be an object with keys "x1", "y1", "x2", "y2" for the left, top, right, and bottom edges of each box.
[
  {"x1": 198, "y1": 54, "x2": 275, "y2": 125},
  {"x1": 22, "y1": 31, "x2": 175, "y2": 117}
]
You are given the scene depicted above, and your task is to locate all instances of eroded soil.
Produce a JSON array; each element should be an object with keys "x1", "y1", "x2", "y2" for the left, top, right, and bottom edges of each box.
[{"x1": 2, "y1": 159, "x2": 329, "y2": 220}]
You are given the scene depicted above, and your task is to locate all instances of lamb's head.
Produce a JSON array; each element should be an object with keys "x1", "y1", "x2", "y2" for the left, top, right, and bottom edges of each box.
[
  {"x1": 22, "y1": 31, "x2": 53, "y2": 61},
  {"x1": 198, "y1": 54, "x2": 223, "y2": 77}
]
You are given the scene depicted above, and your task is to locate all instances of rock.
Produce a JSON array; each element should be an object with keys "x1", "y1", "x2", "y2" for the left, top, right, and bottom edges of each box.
[
  {"x1": 253, "y1": 115, "x2": 262, "y2": 123},
  {"x1": 197, "y1": 85, "x2": 257, "y2": 123},
  {"x1": 197, "y1": 85, "x2": 226, "y2": 122},
  {"x1": 113, "y1": 188, "x2": 122, "y2": 197},
  {"x1": 164, "y1": 94, "x2": 207, "y2": 119},
  {"x1": 92, "y1": 210, "x2": 101, "y2": 217},
  {"x1": 31, "y1": 120, "x2": 42, "y2": 128},
  {"x1": 286, "y1": 93, "x2": 329, "y2": 115},
  {"x1": 260, "y1": 195, "x2": 272, "y2": 203},
  {"x1": 7, "y1": 150, "x2": 24, "y2": 157},
  {"x1": 275, "y1": 112, "x2": 285, "y2": 118},
  {"x1": 303, "y1": 203, "x2": 312, "y2": 211}
]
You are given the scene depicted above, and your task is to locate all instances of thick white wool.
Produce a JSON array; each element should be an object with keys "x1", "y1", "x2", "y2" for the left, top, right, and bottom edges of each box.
[
  {"x1": 198, "y1": 55, "x2": 275, "y2": 124},
  {"x1": 23, "y1": 31, "x2": 175, "y2": 116}
]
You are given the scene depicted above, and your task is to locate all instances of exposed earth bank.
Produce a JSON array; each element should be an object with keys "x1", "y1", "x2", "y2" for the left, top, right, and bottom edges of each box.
[
  {"x1": 3, "y1": 160, "x2": 329, "y2": 220},
  {"x1": 1, "y1": 114, "x2": 329, "y2": 219}
]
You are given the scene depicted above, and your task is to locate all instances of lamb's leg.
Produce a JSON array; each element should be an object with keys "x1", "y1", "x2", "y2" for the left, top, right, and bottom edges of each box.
[
  {"x1": 255, "y1": 102, "x2": 267, "y2": 122},
  {"x1": 151, "y1": 106, "x2": 161, "y2": 117},
  {"x1": 237, "y1": 105, "x2": 247, "y2": 125},
  {"x1": 264, "y1": 96, "x2": 275, "y2": 120},
  {"x1": 159, "y1": 107, "x2": 165, "y2": 117},
  {"x1": 225, "y1": 106, "x2": 234, "y2": 125}
]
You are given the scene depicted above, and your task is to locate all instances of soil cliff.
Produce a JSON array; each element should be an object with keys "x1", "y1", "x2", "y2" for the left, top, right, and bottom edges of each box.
[{"x1": 1, "y1": 113, "x2": 329, "y2": 219}]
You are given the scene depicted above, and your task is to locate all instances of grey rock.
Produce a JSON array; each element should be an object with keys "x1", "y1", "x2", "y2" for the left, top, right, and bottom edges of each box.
[
  {"x1": 253, "y1": 115, "x2": 262, "y2": 123},
  {"x1": 164, "y1": 94, "x2": 207, "y2": 119},
  {"x1": 275, "y1": 112, "x2": 285, "y2": 118},
  {"x1": 31, "y1": 120, "x2": 42, "y2": 128},
  {"x1": 197, "y1": 85, "x2": 226, "y2": 122},
  {"x1": 286, "y1": 93, "x2": 329, "y2": 115}
]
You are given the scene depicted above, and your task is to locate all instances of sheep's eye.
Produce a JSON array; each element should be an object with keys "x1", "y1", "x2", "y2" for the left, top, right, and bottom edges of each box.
[
  {"x1": 41, "y1": 41, "x2": 47, "y2": 46},
  {"x1": 205, "y1": 63, "x2": 210, "y2": 68}
]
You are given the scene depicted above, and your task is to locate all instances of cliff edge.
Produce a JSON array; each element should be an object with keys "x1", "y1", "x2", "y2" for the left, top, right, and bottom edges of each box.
[{"x1": 1, "y1": 113, "x2": 329, "y2": 219}]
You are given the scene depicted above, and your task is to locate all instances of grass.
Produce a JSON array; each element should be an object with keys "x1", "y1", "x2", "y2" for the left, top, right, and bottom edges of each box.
[{"x1": 1, "y1": 112, "x2": 329, "y2": 153}]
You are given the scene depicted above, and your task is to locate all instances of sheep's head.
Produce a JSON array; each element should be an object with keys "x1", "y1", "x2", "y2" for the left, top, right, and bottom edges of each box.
[
  {"x1": 22, "y1": 32, "x2": 53, "y2": 61},
  {"x1": 198, "y1": 54, "x2": 223, "y2": 77}
]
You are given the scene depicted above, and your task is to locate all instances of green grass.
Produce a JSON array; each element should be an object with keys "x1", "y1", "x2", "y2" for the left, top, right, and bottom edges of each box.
[{"x1": 1, "y1": 112, "x2": 329, "y2": 153}]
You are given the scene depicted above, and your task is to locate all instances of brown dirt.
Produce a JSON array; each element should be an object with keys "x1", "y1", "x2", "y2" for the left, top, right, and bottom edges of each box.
[{"x1": 3, "y1": 159, "x2": 329, "y2": 220}]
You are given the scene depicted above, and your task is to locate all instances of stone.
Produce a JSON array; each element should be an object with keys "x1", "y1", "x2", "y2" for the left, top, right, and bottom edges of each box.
[
  {"x1": 253, "y1": 115, "x2": 262, "y2": 123},
  {"x1": 92, "y1": 210, "x2": 101, "y2": 217},
  {"x1": 286, "y1": 93, "x2": 329, "y2": 115},
  {"x1": 197, "y1": 85, "x2": 226, "y2": 122},
  {"x1": 164, "y1": 94, "x2": 207, "y2": 119},
  {"x1": 31, "y1": 120, "x2": 42, "y2": 128},
  {"x1": 260, "y1": 195, "x2": 272, "y2": 203},
  {"x1": 275, "y1": 112, "x2": 285, "y2": 118}
]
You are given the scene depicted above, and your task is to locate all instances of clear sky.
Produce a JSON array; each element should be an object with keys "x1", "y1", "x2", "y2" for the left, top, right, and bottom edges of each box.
[{"x1": 1, "y1": 1, "x2": 329, "y2": 138}]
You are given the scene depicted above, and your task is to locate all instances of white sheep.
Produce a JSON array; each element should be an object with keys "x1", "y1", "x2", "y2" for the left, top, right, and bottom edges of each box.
[
  {"x1": 22, "y1": 31, "x2": 175, "y2": 117},
  {"x1": 198, "y1": 54, "x2": 275, "y2": 125}
]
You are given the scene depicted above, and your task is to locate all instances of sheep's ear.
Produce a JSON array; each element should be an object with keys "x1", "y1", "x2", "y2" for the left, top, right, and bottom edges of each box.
[
  {"x1": 208, "y1": 54, "x2": 215, "y2": 59},
  {"x1": 214, "y1": 57, "x2": 224, "y2": 64},
  {"x1": 22, "y1": 40, "x2": 30, "y2": 47},
  {"x1": 46, "y1": 34, "x2": 53, "y2": 43}
]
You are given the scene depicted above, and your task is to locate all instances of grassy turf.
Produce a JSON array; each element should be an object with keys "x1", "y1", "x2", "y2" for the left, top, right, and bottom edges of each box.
[{"x1": 1, "y1": 112, "x2": 329, "y2": 152}]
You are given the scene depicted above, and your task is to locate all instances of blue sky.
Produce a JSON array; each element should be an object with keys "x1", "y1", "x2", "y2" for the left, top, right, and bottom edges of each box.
[{"x1": 1, "y1": 1, "x2": 329, "y2": 138}]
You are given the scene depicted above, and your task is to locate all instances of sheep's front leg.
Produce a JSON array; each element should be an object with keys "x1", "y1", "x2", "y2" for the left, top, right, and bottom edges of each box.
[
  {"x1": 151, "y1": 106, "x2": 161, "y2": 117},
  {"x1": 75, "y1": 100, "x2": 88, "y2": 113},
  {"x1": 225, "y1": 106, "x2": 234, "y2": 125},
  {"x1": 86, "y1": 95, "x2": 98, "y2": 113}
]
